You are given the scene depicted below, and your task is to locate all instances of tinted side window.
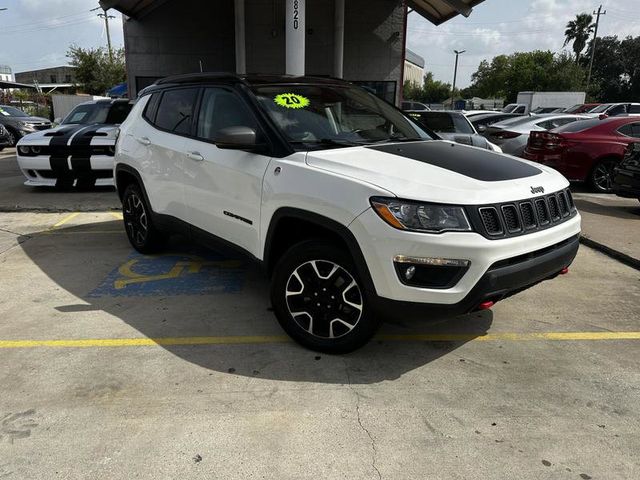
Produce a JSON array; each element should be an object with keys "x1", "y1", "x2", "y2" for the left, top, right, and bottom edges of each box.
[
  {"x1": 629, "y1": 105, "x2": 640, "y2": 114},
  {"x1": 631, "y1": 123, "x2": 640, "y2": 138},
  {"x1": 155, "y1": 88, "x2": 199, "y2": 135},
  {"x1": 515, "y1": 106, "x2": 526, "y2": 114},
  {"x1": 105, "y1": 102, "x2": 132, "y2": 124},
  {"x1": 143, "y1": 93, "x2": 160, "y2": 123},
  {"x1": 608, "y1": 104, "x2": 626, "y2": 116},
  {"x1": 196, "y1": 88, "x2": 258, "y2": 142}
]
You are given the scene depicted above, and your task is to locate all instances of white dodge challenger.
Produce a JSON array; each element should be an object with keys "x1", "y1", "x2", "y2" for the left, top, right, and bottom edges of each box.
[{"x1": 16, "y1": 99, "x2": 132, "y2": 188}]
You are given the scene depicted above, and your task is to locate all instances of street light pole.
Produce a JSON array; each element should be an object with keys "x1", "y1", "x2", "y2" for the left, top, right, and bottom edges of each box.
[
  {"x1": 92, "y1": 6, "x2": 116, "y2": 61},
  {"x1": 452, "y1": 49, "x2": 466, "y2": 110}
]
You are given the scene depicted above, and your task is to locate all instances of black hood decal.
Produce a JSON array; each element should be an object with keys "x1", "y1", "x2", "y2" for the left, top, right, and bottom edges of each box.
[{"x1": 367, "y1": 141, "x2": 541, "y2": 182}]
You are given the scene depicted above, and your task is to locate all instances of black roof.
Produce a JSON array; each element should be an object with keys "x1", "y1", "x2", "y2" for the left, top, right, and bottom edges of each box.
[{"x1": 148, "y1": 72, "x2": 350, "y2": 93}]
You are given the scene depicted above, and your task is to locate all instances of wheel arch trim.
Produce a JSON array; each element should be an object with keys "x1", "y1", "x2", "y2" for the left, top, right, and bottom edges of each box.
[{"x1": 264, "y1": 207, "x2": 377, "y2": 295}]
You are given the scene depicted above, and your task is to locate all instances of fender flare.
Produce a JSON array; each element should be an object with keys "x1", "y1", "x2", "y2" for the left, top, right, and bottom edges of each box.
[{"x1": 264, "y1": 207, "x2": 377, "y2": 295}]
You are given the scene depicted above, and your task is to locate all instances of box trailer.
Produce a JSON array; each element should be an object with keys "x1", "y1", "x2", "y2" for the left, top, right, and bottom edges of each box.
[{"x1": 503, "y1": 92, "x2": 587, "y2": 115}]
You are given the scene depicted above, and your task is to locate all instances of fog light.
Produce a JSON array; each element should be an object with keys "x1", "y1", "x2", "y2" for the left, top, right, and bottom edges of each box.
[
  {"x1": 393, "y1": 255, "x2": 470, "y2": 267},
  {"x1": 404, "y1": 266, "x2": 416, "y2": 280}
]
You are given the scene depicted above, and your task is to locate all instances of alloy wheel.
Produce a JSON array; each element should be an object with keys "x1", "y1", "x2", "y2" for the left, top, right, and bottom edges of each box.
[
  {"x1": 123, "y1": 192, "x2": 148, "y2": 246},
  {"x1": 592, "y1": 161, "x2": 616, "y2": 192},
  {"x1": 285, "y1": 260, "x2": 363, "y2": 339}
]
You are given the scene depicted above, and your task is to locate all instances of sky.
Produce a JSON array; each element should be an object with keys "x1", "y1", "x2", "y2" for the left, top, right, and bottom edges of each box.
[
  {"x1": 0, "y1": 0, "x2": 639, "y2": 86},
  {"x1": 0, "y1": 0, "x2": 125, "y2": 74},
  {"x1": 407, "y1": 0, "x2": 640, "y2": 87}
]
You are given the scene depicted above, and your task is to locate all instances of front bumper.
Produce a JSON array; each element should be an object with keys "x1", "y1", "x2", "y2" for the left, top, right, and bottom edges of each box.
[
  {"x1": 612, "y1": 168, "x2": 640, "y2": 198},
  {"x1": 372, "y1": 234, "x2": 579, "y2": 317},
  {"x1": 349, "y1": 207, "x2": 581, "y2": 305},
  {"x1": 17, "y1": 154, "x2": 115, "y2": 187}
]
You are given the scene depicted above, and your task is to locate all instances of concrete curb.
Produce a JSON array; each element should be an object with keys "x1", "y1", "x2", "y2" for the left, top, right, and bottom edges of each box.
[{"x1": 580, "y1": 236, "x2": 640, "y2": 271}]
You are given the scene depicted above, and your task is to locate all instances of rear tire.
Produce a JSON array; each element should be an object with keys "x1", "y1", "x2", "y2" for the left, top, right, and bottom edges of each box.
[
  {"x1": 122, "y1": 183, "x2": 165, "y2": 254},
  {"x1": 270, "y1": 240, "x2": 381, "y2": 353},
  {"x1": 589, "y1": 158, "x2": 618, "y2": 193}
]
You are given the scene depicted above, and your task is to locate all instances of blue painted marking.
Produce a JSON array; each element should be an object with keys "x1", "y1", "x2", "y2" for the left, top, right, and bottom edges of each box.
[{"x1": 89, "y1": 248, "x2": 246, "y2": 297}]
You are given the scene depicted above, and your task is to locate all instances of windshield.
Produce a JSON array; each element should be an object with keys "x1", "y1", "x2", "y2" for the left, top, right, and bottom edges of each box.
[
  {"x1": 0, "y1": 105, "x2": 29, "y2": 117},
  {"x1": 251, "y1": 84, "x2": 430, "y2": 149},
  {"x1": 62, "y1": 102, "x2": 132, "y2": 125},
  {"x1": 502, "y1": 104, "x2": 517, "y2": 113},
  {"x1": 410, "y1": 112, "x2": 474, "y2": 134}
]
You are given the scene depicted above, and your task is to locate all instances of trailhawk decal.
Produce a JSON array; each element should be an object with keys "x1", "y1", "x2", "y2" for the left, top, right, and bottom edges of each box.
[
  {"x1": 367, "y1": 141, "x2": 542, "y2": 182},
  {"x1": 274, "y1": 93, "x2": 310, "y2": 109}
]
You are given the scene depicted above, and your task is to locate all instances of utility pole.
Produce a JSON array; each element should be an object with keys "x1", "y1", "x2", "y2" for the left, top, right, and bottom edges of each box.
[
  {"x1": 451, "y1": 49, "x2": 466, "y2": 110},
  {"x1": 586, "y1": 5, "x2": 606, "y2": 92},
  {"x1": 92, "y1": 6, "x2": 115, "y2": 61}
]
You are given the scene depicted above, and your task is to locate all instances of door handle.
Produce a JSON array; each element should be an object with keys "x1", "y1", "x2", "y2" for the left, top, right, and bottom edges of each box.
[
  {"x1": 186, "y1": 151, "x2": 204, "y2": 161},
  {"x1": 135, "y1": 136, "x2": 151, "y2": 146}
]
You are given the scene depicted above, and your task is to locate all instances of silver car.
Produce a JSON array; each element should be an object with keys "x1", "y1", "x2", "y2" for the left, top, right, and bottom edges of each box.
[{"x1": 482, "y1": 114, "x2": 589, "y2": 156}]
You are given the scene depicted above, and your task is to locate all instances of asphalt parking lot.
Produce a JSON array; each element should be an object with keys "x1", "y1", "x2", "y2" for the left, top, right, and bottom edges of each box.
[{"x1": 1, "y1": 149, "x2": 639, "y2": 479}]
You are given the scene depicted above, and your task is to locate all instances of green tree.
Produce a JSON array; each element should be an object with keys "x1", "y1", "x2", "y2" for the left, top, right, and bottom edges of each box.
[
  {"x1": 468, "y1": 51, "x2": 585, "y2": 103},
  {"x1": 403, "y1": 72, "x2": 451, "y2": 104},
  {"x1": 563, "y1": 13, "x2": 595, "y2": 63},
  {"x1": 66, "y1": 45, "x2": 126, "y2": 95}
]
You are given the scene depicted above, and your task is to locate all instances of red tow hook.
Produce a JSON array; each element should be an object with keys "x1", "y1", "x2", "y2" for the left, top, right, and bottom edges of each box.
[
  {"x1": 560, "y1": 267, "x2": 569, "y2": 275},
  {"x1": 478, "y1": 301, "x2": 494, "y2": 310}
]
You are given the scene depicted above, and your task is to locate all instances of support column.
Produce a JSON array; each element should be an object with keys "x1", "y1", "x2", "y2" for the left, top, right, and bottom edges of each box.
[
  {"x1": 234, "y1": 0, "x2": 246, "y2": 74},
  {"x1": 333, "y1": 0, "x2": 344, "y2": 78},
  {"x1": 285, "y1": 0, "x2": 305, "y2": 76}
]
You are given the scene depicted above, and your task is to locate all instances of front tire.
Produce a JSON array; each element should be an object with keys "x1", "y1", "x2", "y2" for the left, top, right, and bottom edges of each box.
[
  {"x1": 6, "y1": 128, "x2": 18, "y2": 147},
  {"x1": 590, "y1": 159, "x2": 618, "y2": 193},
  {"x1": 122, "y1": 183, "x2": 165, "y2": 254},
  {"x1": 270, "y1": 241, "x2": 380, "y2": 353}
]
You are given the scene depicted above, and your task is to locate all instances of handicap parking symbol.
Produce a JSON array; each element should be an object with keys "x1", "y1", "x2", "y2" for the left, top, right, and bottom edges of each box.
[{"x1": 89, "y1": 251, "x2": 246, "y2": 297}]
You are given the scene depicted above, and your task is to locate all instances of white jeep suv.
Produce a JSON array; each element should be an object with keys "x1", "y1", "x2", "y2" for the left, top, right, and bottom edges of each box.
[{"x1": 114, "y1": 73, "x2": 581, "y2": 353}]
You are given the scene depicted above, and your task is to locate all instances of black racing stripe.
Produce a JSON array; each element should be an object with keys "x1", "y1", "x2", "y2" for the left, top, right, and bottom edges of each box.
[
  {"x1": 70, "y1": 124, "x2": 103, "y2": 173},
  {"x1": 367, "y1": 141, "x2": 542, "y2": 182},
  {"x1": 48, "y1": 125, "x2": 91, "y2": 176}
]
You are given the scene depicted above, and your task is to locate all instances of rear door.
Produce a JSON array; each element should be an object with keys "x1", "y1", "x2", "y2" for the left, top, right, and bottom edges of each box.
[
  {"x1": 131, "y1": 87, "x2": 199, "y2": 220},
  {"x1": 181, "y1": 86, "x2": 272, "y2": 257}
]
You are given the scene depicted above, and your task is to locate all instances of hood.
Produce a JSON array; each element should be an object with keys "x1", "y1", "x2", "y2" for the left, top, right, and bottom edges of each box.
[
  {"x1": 436, "y1": 132, "x2": 492, "y2": 150},
  {"x1": 0, "y1": 115, "x2": 50, "y2": 125},
  {"x1": 17, "y1": 123, "x2": 118, "y2": 145},
  {"x1": 305, "y1": 140, "x2": 569, "y2": 205}
]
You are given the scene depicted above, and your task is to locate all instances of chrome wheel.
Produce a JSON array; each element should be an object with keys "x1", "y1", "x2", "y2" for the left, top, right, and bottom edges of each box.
[
  {"x1": 123, "y1": 192, "x2": 148, "y2": 246},
  {"x1": 285, "y1": 260, "x2": 363, "y2": 339},
  {"x1": 592, "y1": 160, "x2": 616, "y2": 192}
]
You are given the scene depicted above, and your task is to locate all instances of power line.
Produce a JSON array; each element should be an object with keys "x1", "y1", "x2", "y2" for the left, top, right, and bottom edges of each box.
[{"x1": 92, "y1": 6, "x2": 116, "y2": 61}]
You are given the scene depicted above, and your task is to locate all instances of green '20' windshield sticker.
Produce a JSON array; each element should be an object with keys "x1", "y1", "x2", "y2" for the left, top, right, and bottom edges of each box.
[{"x1": 274, "y1": 93, "x2": 310, "y2": 109}]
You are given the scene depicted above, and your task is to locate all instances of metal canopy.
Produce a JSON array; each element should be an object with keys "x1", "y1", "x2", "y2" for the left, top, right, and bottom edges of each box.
[
  {"x1": 408, "y1": 0, "x2": 486, "y2": 25},
  {"x1": 102, "y1": 0, "x2": 485, "y2": 24},
  {"x1": 0, "y1": 80, "x2": 37, "y2": 89}
]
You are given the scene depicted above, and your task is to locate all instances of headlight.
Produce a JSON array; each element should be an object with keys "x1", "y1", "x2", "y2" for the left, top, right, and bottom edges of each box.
[
  {"x1": 18, "y1": 146, "x2": 30, "y2": 155},
  {"x1": 371, "y1": 197, "x2": 472, "y2": 233},
  {"x1": 18, "y1": 121, "x2": 29, "y2": 127}
]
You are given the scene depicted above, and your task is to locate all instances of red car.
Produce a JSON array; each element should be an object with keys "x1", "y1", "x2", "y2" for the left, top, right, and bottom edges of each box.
[
  {"x1": 564, "y1": 103, "x2": 601, "y2": 114},
  {"x1": 522, "y1": 116, "x2": 640, "y2": 192}
]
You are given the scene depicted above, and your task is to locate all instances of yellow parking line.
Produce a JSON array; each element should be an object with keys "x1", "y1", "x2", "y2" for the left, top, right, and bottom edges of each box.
[
  {"x1": 110, "y1": 212, "x2": 123, "y2": 220},
  {"x1": 0, "y1": 331, "x2": 639, "y2": 349},
  {"x1": 51, "y1": 212, "x2": 80, "y2": 229}
]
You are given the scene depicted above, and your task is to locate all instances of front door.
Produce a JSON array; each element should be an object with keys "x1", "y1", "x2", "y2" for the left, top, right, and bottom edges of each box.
[{"x1": 182, "y1": 87, "x2": 272, "y2": 257}]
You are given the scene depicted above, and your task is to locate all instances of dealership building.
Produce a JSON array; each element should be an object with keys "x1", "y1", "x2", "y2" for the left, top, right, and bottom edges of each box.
[{"x1": 101, "y1": 0, "x2": 485, "y2": 103}]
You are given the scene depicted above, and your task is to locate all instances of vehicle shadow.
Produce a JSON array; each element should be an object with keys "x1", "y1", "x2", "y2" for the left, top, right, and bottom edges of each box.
[
  {"x1": 574, "y1": 198, "x2": 640, "y2": 219},
  {"x1": 18, "y1": 220, "x2": 493, "y2": 385}
]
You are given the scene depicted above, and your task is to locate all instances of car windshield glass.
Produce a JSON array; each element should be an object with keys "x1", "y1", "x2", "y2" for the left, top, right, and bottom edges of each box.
[
  {"x1": 411, "y1": 112, "x2": 474, "y2": 134},
  {"x1": 590, "y1": 104, "x2": 612, "y2": 113},
  {"x1": 502, "y1": 104, "x2": 517, "y2": 112},
  {"x1": 251, "y1": 84, "x2": 430, "y2": 149},
  {"x1": 62, "y1": 103, "x2": 131, "y2": 125},
  {"x1": 0, "y1": 106, "x2": 28, "y2": 117}
]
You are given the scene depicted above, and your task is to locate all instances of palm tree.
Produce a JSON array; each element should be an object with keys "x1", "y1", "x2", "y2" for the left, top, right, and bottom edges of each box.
[{"x1": 564, "y1": 13, "x2": 595, "y2": 63}]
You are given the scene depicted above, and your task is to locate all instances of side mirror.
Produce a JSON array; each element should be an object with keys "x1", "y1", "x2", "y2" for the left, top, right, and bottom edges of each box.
[
  {"x1": 215, "y1": 126, "x2": 266, "y2": 151},
  {"x1": 599, "y1": 114, "x2": 609, "y2": 120}
]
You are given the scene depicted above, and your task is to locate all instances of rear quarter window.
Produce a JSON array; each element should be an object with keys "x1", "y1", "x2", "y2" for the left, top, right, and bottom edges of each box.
[{"x1": 554, "y1": 118, "x2": 603, "y2": 133}]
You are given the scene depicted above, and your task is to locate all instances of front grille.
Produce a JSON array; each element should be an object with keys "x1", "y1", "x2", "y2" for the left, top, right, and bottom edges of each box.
[
  {"x1": 548, "y1": 195, "x2": 560, "y2": 220},
  {"x1": 479, "y1": 207, "x2": 503, "y2": 235},
  {"x1": 501, "y1": 205, "x2": 521, "y2": 232},
  {"x1": 519, "y1": 202, "x2": 537, "y2": 229},
  {"x1": 473, "y1": 188, "x2": 577, "y2": 239}
]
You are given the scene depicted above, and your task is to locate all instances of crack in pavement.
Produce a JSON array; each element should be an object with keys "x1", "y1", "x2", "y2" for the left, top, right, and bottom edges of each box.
[{"x1": 344, "y1": 361, "x2": 382, "y2": 480}]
